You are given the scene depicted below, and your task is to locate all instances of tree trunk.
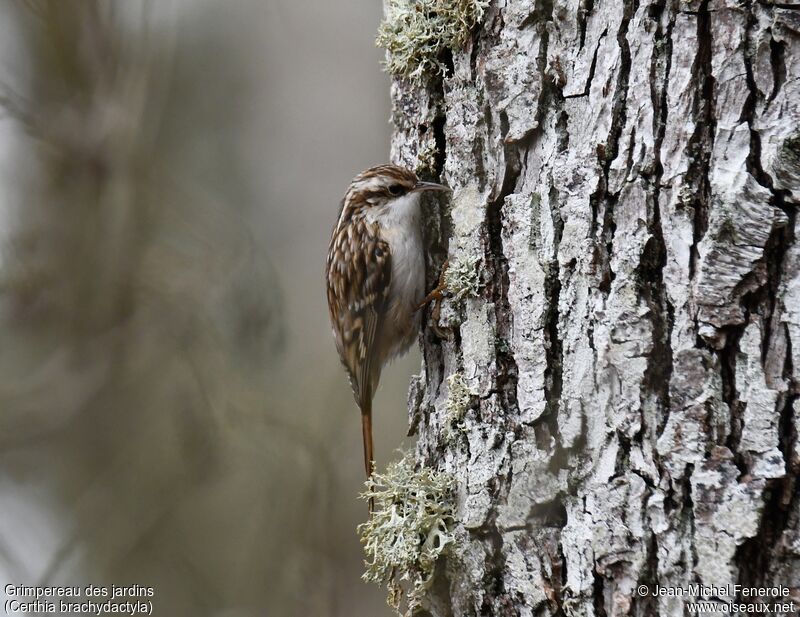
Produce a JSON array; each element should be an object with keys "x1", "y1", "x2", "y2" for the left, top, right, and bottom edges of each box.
[{"x1": 389, "y1": 0, "x2": 800, "y2": 614}]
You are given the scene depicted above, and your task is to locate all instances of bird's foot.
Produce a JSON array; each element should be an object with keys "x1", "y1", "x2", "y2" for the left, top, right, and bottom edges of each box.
[
  {"x1": 416, "y1": 259, "x2": 451, "y2": 339},
  {"x1": 415, "y1": 259, "x2": 449, "y2": 312}
]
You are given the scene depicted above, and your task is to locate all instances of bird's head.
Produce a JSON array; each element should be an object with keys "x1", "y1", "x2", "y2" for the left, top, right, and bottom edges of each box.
[{"x1": 345, "y1": 165, "x2": 450, "y2": 211}]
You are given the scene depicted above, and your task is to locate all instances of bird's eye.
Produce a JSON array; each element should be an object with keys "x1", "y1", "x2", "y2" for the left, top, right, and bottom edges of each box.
[{"x1": 388, "y1": 184, "x2": 405, "y2": 196}]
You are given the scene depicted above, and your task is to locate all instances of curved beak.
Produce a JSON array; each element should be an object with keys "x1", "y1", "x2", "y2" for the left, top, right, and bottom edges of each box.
[{"x1": 412, "y1": 180, "x2": 451, "y2": 194}]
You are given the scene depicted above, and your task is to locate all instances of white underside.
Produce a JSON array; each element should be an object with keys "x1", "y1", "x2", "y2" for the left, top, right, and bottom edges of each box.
[{"x1": 366, "y1": 192, "x2": 425, "y2": 360}]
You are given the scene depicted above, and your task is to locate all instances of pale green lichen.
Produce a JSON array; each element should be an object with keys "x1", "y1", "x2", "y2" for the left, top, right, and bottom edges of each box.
[
  {"x1": 376, "y1": 0, "x2": 490, "y2": 82},
  {"x1": 443, "y1": 371, "x2": 472, "y2": 441},
  {"x1": 358, "y1": 455, "x2": 457, "y2": 615},
  {"x1": 415, "y1": 140, "x2": 440, "y2": 177},
  {"x1": 561, "y1": 589, "x2": 582, "y2": 617},
  {"x1": 782, "y1": 134, "x2": 800, "y2": 164},
  {"x1": 444, "y1": 256, "x2": 481, "y2": 300}
]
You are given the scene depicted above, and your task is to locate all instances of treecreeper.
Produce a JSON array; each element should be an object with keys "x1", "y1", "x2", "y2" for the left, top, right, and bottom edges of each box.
[{"x1": 325, "y1": 165, "x2": 450, "y2": 507}]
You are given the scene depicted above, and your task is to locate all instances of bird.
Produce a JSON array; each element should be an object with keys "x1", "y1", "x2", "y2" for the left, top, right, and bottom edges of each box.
[{"x1": 325, "y1": 164, "x2": 450, "y2": 486}]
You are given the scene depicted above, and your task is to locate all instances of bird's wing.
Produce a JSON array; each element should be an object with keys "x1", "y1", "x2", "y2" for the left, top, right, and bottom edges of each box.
[{"x1": 326, "y1": 217, "x2": 392, "y2": 409}]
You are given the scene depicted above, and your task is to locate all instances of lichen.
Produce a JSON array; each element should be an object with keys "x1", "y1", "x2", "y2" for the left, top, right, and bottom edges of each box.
[
  {"x1": 783, "y1": 134, "x2": 800, "y2": 154},
  {"x1": 561, "y1": 588, "x2": 582, "y2": 617},
  {"x1": 781, "y1": 134, "x2": 800, "y2": 164},
  {"x1": 415, "y1": 140, "x2": 440, "y2": 177},
  {"x1": 444, "y1": 255, "x2": 481, "y2": 300},
  {"x1": 358, "y1": 454, "x2": 457, "y2": 615},
  {"x1": 443, "y1": 371, "x2": 472, "y2": 441},
  {"x1": 376, "y1": 0, "x2": 489, "y2": 82}
]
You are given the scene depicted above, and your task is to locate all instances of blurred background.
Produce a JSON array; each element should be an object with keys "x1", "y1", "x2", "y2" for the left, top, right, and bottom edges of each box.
[{"x1": 0, "y1": 2, "x2": 417, "y2": 615}]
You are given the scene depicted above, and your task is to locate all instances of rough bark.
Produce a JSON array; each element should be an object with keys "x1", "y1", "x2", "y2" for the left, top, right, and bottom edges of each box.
[{"x1": 390, "y1": 0, "x2": 800, "y2": 614}]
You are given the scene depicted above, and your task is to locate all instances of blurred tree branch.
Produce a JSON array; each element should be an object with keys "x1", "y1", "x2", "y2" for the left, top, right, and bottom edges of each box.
[{"x1": 0, "y1": 2, "x2": 338, "y2": 615}]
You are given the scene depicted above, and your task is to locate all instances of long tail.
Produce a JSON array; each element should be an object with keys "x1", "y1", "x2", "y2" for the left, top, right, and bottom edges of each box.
[
  {"x1": 361, "y1": 402, "x2": 374, "y2": 478},
  {"x1": 361, "y1": 402, "x2": 375, "y2": 513}
]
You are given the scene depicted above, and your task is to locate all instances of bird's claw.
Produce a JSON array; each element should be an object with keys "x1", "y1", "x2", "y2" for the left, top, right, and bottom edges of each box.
[{"x1": 417, "y1": 259, "x2": 452, "y2": 339}]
